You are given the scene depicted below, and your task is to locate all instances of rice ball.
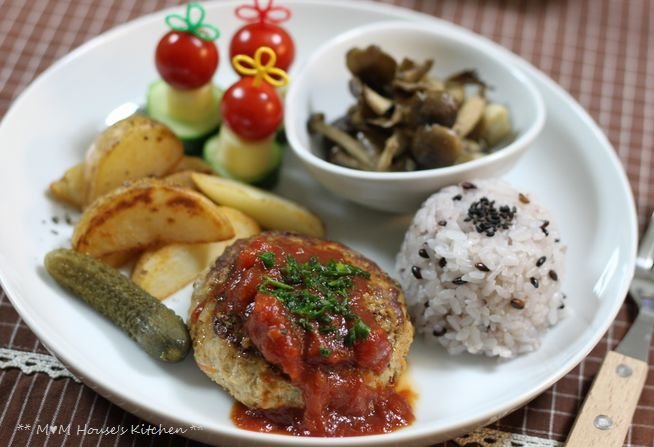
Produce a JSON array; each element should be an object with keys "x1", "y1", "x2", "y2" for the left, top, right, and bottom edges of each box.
[{"x1": 396, "y1": 179, "x2": 566, "y2": 358}]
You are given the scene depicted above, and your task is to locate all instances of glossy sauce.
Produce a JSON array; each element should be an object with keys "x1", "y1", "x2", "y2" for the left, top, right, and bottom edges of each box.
[{"x1": 210, "y1": 235, "x2": 414, "y2": 436}]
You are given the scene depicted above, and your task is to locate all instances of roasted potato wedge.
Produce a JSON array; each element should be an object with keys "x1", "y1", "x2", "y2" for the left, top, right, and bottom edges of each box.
[
  {"x1": 72, "y1": 179, "x2": 234, "y2": 258},
  {"x1": 192, "y1": 173, "x2": 325, "y2": 237},
  {"x1": 84, "y1": 115, "x2": 184, "y2": 205},
  {"x1": 98, "y1": 249, "x2": 140, "y2": 268},
  {"x1": 169, "y1": 156, "x2": 213, "y2": 174},
  {"x1": 163, "y1": 170, "x2": 199, "y2": 190},
  {"x1": 49, "y1": 162, "x2": 86, "y2": 209},
  {"x1": 132, "y1": 207, "x2": 260, "y2": 299}
]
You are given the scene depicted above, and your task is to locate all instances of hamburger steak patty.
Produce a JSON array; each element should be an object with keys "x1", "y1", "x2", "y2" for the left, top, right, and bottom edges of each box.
[{"x1": 189, "y1": 232, "x2": 414, "y2": 415}]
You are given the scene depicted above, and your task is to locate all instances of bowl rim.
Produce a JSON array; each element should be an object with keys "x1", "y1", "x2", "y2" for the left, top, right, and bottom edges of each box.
[{"x1": 284, "y1": 20, "x2": 546, "y2": 182}]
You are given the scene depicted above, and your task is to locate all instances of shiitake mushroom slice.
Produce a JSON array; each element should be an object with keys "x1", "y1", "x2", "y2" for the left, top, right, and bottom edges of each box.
[
  {"x1": 452, "y1": 95, "x2": 486, "y2": 138},
  {"x1": 346, "y1": 45, "x2": 397, "y2": 94},
  {"x1": 308, "y1": 113, "x2": 376, "y2": 169},
  {"x1": 410, "y1": 124, "x2": 464, "y2": 169},
  {"x1": 407, "y1": 90, "x2": 460, "y2": 128}
]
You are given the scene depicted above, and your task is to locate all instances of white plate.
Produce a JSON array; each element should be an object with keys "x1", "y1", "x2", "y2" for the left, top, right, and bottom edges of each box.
[{"x1": 0, "y1": 1, "x2": 637, "y2": 446}]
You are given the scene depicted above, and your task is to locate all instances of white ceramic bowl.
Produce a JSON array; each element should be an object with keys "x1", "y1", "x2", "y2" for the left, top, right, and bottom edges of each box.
[{"x1": 285, "y1": 21, "x2": 545, "y2": 213}]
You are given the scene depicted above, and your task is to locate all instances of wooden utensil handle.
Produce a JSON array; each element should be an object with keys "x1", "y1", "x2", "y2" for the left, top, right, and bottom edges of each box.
[{"x1": 565, "y1": 351, "x2": 648, "y2": 447}]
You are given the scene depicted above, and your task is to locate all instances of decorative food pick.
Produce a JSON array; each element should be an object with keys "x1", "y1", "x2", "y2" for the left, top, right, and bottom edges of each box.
[
  {"x1": 147, "y1": 2, "x2": 224, "y2": 155},
  {"x1": 203, "y1": 47, "x2": 289, "y2": 188},
  {"x1": 230, "y1": 0, "x2": 295, "y2": 71}
]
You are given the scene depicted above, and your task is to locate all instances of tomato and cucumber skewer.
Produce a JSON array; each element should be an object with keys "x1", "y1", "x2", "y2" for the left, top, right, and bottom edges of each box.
[
  {"x1": 147, "y1": 3, "x2": 222, "y2": 155},
  {"x1": 204, "y1": 47, "x2": 289, "y2": 189}
]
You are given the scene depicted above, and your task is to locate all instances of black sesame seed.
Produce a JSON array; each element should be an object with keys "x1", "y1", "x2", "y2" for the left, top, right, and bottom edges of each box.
[
  {"x1": 540, "y1": 220, "x2": 550, "y2": 236},
  {"x1": 411, "y1": 266, "x2": 422, "y2": 279},
  {"x1": 432, "y1": 327, "x2": 446, "y2": 337},
  {"x1": 555, "y1": 238, "x2": 561, "y2": 243},
  {"x1": 510, "y1": 298, "x2": 525, "y2": 309},
  {"x1": 518, "y1": 193, "x2": 530, "y2": 204},
  {"x1": 452, "y1": 194, "x2": 462, "y2": 201},
  {"x1": 51, "y1": 216, "x2": 59, "y2": 224},
  {"x1": 549, "y1": 270, "x2": 558, "y2": 281},
  {"x1": 50, "y1": 229, "x2": 59, "y2": 235},
  {"x1": 475, "y1": 262, "x2": 490, "y2": 272},
  {"x1": 452, "y1": 276, "x2": 467, "y2": 285},
  {"x1": 438, "y1": 220, "x2": 447, "y2": 226},
  {"x1": 530, "y1": 277, "x2": 539, "y2": 288},
  {"x1": 461, "y1": 181, "x2": 477, "y2": 190},
  {"x1": 439, "y1": 257, "x2": 447, "y2": 268},
  {"x1": 536, "y1": 256, "x2": 547, "y2": 267},
  {"x1": 558, "y1": 303, "x2": 565, "y2": 309},
  {"x1": 467, "y1": 196, "x2": 516, "y2": 236},
  {"x1": 418, "y1": 248, "x2": 429, "y2": 258},
  {"x1": 424, "y1": 301, "x2": 430, "y2": 307}
]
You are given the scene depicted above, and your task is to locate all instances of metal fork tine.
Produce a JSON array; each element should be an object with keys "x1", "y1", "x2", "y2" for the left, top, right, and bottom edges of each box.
[{"x1": 636, "y1": 211, "x2": 654, "y2": 271}]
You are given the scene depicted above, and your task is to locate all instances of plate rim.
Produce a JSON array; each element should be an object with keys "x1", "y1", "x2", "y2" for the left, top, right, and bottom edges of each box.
[{"x1": 0, "y1": 0, "x2": 638, "y2": 446}]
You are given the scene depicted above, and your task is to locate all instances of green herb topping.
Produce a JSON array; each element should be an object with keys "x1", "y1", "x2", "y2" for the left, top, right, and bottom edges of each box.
[
  {"x1": 258, "y1": 251, "x2": 276, "y2": 268},
  {"x1": 319, "y1": 347, "x2": 332, "y2": 357},
  {"x1": 257, "y1": 255, "x2": 372, "y2": 345}
]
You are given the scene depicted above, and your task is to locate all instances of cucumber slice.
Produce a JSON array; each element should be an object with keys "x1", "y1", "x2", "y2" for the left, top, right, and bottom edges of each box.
[
  {"x1": 146, "y1": 80, "x2": 222, "y2": 155},
  {"x1": 204, "y1": 126, "x2": 282, "y2": 189}
]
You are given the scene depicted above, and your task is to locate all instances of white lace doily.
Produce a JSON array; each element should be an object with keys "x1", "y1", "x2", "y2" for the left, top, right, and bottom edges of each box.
[{"x1": 0, "y1": 347, "x2": 79, "y2": 382}]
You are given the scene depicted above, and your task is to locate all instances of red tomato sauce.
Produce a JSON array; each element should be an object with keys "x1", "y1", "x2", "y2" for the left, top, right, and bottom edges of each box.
[{"x1": 209, "y1": 235, "x2": 414, "y2": 436}]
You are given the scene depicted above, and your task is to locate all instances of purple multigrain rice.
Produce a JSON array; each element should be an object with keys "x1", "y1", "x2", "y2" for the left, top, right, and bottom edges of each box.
[
  {"x1": 510, "y1": 298, "x2": 525, "y2": 309},
  {"x1": 475, "y1": 262, "x2": 490, "y2": 272},
  {"x1": 396, "y1": 179, "x2": 566, "y2": 358},
  {"x1": 518, "y1": 193, "x2": 530, "y2": 204},
  {"x1": 540, "y1": 220, "x2": 550, "y2": 236}
]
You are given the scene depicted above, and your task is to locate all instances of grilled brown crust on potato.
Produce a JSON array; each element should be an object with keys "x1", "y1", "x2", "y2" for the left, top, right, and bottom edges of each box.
[{"x1": 189, "y1": 232, "x2": 413, "y2": 409}]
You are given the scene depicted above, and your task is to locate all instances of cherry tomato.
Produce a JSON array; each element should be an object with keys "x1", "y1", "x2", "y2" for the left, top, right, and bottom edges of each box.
[
  {"x1": 221, "y1": 77, "x2": 283, "y2": 141},
  {"x1": 230, "y1": 22, "x2": 295, "y2": 71},
  {"x1": 155, "y1": 30, "x2": 219, "y2": 90}
]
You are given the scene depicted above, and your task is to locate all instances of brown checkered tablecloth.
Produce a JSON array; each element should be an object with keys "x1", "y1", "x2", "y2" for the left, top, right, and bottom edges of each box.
[{"x1": 1, "y1": 0, "x2": 652, "y2": 446}]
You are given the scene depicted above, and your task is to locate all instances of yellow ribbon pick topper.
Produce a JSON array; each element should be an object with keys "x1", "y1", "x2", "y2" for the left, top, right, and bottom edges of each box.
[{"x1": 232, "y1": 46, "x2": 289, "y2": 88}]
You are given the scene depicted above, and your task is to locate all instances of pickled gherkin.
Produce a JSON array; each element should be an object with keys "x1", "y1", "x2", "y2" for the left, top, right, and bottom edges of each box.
[{"x1": 44, "y1": 248, "x2": 190, "y2": 362}]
